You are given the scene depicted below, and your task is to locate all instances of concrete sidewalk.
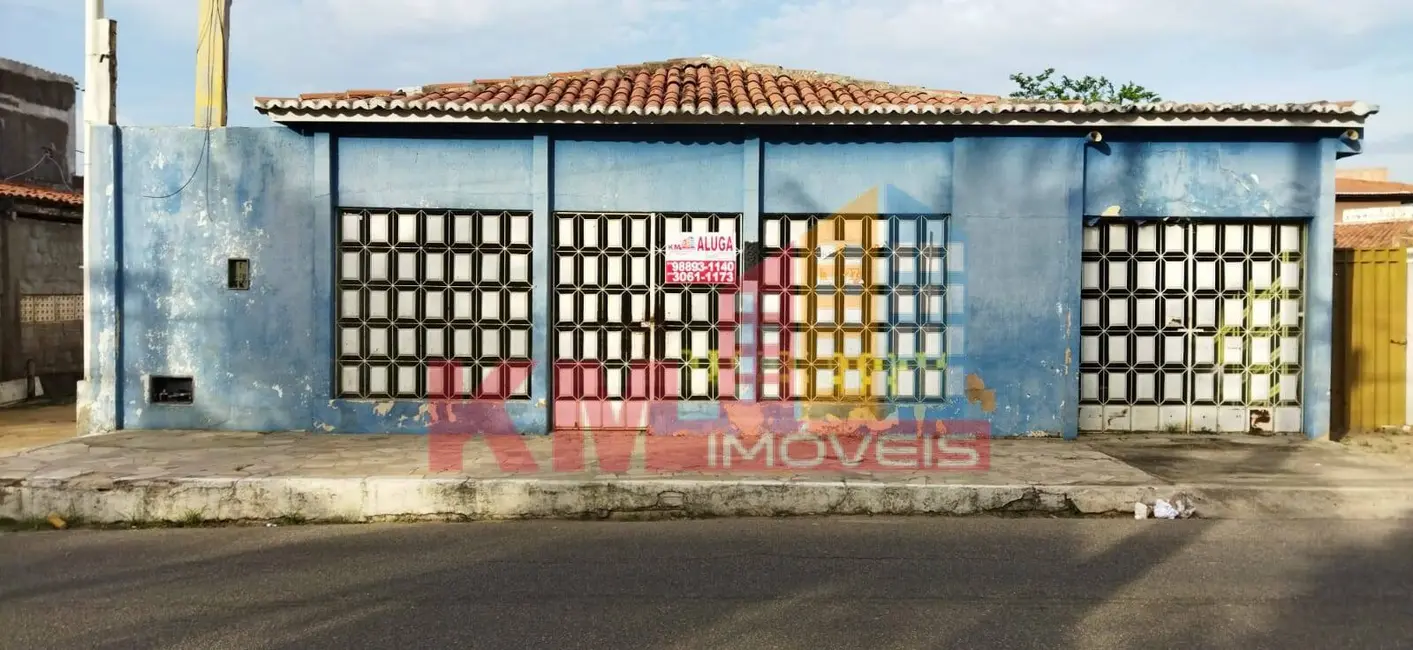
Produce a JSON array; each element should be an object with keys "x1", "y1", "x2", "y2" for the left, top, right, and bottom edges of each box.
[{"x1": 2, "y1": 429, "x2": 1412, "y2": 523}]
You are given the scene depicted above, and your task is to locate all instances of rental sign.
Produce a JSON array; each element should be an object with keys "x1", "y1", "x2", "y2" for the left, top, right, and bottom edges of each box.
[{"x1": 664, "y1": 232, "x2": 738, "y2": 285}]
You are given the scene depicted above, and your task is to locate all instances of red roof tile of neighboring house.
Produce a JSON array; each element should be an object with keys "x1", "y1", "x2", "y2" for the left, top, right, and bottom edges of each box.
[
  {"x1": 253, "y1": 56, "x2": 1378, "y2": 125},
  {"x1": 1335, "y1": 222, "x2": 1413, "y2": 249},
  {"x1": 1336, "y1": 177, "x2": 1413, "y2": 196},
  {"x1": 0, "y1": 180, "x2": 81, "y2": 206}
]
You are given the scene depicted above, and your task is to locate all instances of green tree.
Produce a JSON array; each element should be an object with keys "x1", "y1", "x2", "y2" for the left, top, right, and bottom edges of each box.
[{"x1": 1008, "y1": 68, "x2": 1162, "y2": 104}]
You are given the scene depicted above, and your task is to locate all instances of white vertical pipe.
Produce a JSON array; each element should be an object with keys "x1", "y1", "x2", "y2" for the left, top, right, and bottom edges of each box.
[{"x1": 81, "y1": 0, "x2": 104, "y2": 389}]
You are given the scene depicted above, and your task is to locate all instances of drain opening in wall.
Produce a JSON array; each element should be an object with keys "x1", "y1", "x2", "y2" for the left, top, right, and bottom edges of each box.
[{"x1": 150, "y1": 376, "x2": 195, "y2": 405}]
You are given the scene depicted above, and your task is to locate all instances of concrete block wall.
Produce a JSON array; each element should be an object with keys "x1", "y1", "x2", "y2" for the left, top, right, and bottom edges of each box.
[
  {"x1": 20, "y1": 322, "x2": 83, "y2": 383},
  {"x1": 0, "y1": 215, "x2": 83, "y2": 391},
  {"x1": 15, "y1": 217, "x2": 83, "y2": 295}
]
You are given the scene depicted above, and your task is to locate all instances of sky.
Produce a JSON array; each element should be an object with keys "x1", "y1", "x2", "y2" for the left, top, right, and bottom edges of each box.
[{"x1": 3, "y1": 0, "x2": 1412, "y2": 179}]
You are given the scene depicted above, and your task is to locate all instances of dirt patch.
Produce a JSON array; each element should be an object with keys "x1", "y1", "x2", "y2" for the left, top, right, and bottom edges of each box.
[
  {"x1": 1340, "y1": 429, "x2": 1413, "y2": 462},
  {"x1": 1085, "y1": 433, "x2": 1406, "y2": 486},
  {"x1": 0, "y1": 400, "x2": 77, "y2": 454}
]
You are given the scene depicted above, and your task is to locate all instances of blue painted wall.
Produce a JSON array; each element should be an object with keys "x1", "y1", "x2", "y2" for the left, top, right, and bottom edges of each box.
[
  {"x1": 337, "y1": 136, "x2": 534, "y2": 210},
  {"x1": 1085, "y1": 140, "x2": 1323, "y2": 217},
  {"x1": 763, "y1": 141, "x2": 952, "y2": 214},
  {"x1": 952, "y1": 136, "x2": 1084, "y2": 436},
  {"x1": 79, "y1": 125, "x2": 1345, "y2": 439},
  {"x1": 112, "y1": 127, "x2": 319, "y2": 431},
  {"x1": 555, "y1": 139, "x2": 745, "y2": 213}
]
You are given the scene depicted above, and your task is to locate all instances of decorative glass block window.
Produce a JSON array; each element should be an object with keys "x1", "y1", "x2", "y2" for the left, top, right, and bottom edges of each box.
[
  {"x1": 20, "y1": 295, "x2": 84, "y2": 323},
  {"x1": 1078, "y1": 221, "x2": 1305, "y2": 433},
  {"x1": 757, "y1": 213, "x2": 950, "y2": 402},
  {"x1": 336, "y1": 209, "x2": 534, "y2": 399}
]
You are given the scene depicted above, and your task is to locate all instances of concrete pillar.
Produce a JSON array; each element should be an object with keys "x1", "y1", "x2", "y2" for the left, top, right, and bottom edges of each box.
[{"x1": 530, "y1": 135, "x2": 551, "y2": 433}]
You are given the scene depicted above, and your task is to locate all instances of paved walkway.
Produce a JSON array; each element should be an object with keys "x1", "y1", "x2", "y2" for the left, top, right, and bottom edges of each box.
[
  {"x1": 0, "y1": 429, "x2": 1406, "y2": 486},
  {"x1": 2, "y1": 430, "x2": 1158, "y2": 484},
  {"x1": 2, "y1": 429, "x2": 1411, "y2": 522}
]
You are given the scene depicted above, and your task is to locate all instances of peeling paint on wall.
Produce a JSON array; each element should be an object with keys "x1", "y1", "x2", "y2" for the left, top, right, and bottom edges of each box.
[
  {"x1": 1085, "y1": 141, "x2": 1322, "y2": 218},
  {"x1": 112, "y1": 127, "x2": 320, "y2": 431},
  {"x1": 964, "y1": 373, "x2": 996, "y2": 413},
  {"x1": 85, "y1": 326, "x2": 118, "y2": 433}
]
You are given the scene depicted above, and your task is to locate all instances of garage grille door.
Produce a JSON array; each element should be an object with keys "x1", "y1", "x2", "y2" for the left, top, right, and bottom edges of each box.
[
  {"x1": 550, "y1": 211, "x2": 742, "y2": 430},
  {"x1": 1079, "y1": 221, "x2": 1304, "y2": 433}
]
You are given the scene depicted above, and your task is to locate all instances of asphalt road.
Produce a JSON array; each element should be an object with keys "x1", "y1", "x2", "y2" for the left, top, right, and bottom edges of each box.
[{"x1": 2, "y1": 518, "x2": 1411, "y2": 650}]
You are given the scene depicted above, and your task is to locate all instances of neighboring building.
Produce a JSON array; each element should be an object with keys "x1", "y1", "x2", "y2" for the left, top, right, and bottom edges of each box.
[
  {"x1": 79, "y1": 57, "x2": 1376, "y2": 439},
  {"x1": 0, "y1": 57, "x2": 78, "y2": 187},
  {"x1": 0, "y1": 58, "x2": 83, "y2": 402},
  {"x1": 1335, "y1": 168, "x2": 1413, "y2": 248},
  {"x1": 0, "y1": 181, "x2": 84, "y2": 401}
]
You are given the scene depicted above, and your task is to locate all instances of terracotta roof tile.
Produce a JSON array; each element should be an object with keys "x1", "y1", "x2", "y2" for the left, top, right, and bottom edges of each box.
[
  {"x1": 257, "y1": 56, "x2": 1373, "y2": 124},
  {"x1": 1335, "y1": 222, "x2": 1413, "y2": 249},
  {"x1": 0, "y1": 180, "x2": 81, "y2": 207},
  {"x1": 1336, "y1": 177, "x2": 1413, "y2": 196}
]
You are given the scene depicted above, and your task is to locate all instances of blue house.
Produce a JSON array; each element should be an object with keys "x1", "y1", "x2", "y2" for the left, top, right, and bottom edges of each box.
[{"x1": 79, "y1": 56, "x2": 1376, "y2": 440}]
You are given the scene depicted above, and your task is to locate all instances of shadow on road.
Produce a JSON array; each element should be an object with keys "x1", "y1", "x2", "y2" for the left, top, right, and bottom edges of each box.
[{"x1": 2, "y1": 514, "x2": 1412, "y2": 650}]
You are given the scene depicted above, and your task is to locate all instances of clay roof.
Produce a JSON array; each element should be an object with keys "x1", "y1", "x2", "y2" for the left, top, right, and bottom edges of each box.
[
  {"x1": 254, "y1": 56, "x2": 1377, "y2": 126},
  {"x1": 0, "y1": 180, "x2": 81, "y2": 207},
  {"x1": 1335, "y1": 222, "x2": 1413, "y2": 249},
  {"x1": 1336, "y1": 177, "x2": 1413, "y2": 196}
]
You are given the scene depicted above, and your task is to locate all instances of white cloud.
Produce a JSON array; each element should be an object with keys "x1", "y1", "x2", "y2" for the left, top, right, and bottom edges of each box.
[
  {"x1": 99, "y1": 0, "x2": 728, "y2": 98},
  {"x1": 747, "y1": 0, "x2": 1413, "y2": 92},
  {"x1": 737, "y1": 0, "x2": 1413, "y2": 176},
  {"x1": 93, "y1": 0, "x2": 1413, "y2": 177},
  {"x1": 310, "y1": 0, "x2": 692, "y2": 36},
  {"x1": 220, "y1": 0, "x2": 717, "y2": 87}
]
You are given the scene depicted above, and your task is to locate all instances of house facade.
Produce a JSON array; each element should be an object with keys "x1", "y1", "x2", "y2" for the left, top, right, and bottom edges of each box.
[
  {"x1": 1334, "y1": 168, "x2": 1413, "y2": 249},
  {"x1": 78, "y1": 57, "x2": 1374, "y2": 439},
  {"x1": 0, "y1": 56, "x2": 84, "y2": 404},
  {"x1": 1335, "y1": 167, "x2": 1413, "y2": 223},
  {"x1": 0, "y1": 181, "x2": 84, "y2": 404}
]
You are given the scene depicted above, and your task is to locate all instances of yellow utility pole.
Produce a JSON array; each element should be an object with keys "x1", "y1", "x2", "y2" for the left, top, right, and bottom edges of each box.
[{"x1": 194, "y1": 0, "x2": 231, "y2": 127}]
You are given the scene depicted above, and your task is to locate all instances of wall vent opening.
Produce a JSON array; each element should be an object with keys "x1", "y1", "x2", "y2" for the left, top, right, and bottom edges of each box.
[
  {"x1": 228, "y1": 258, "x2": 251, "y2": 290},
  {"x1": 150, "y1": 376, "x2": 194, "y2": 405}
]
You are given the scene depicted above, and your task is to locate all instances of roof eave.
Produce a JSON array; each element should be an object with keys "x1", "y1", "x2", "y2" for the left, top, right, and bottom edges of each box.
[
  {"x1": 255, "y1": 107, "x2": 1375, "y2": 129},
  {"x1": 0, "y1": 194, "x2": 84, "y2": 215}
]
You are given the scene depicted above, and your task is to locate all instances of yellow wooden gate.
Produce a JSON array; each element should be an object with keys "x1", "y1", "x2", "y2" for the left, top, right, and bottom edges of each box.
[{"x1": 1332, "y1": 248, "x2": 1409, "y2": 434}]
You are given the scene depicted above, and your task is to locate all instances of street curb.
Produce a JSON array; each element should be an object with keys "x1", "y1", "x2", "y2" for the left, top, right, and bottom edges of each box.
[{"x1": 5, "y1": 477, "x2": 1413, "y2": 523}]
